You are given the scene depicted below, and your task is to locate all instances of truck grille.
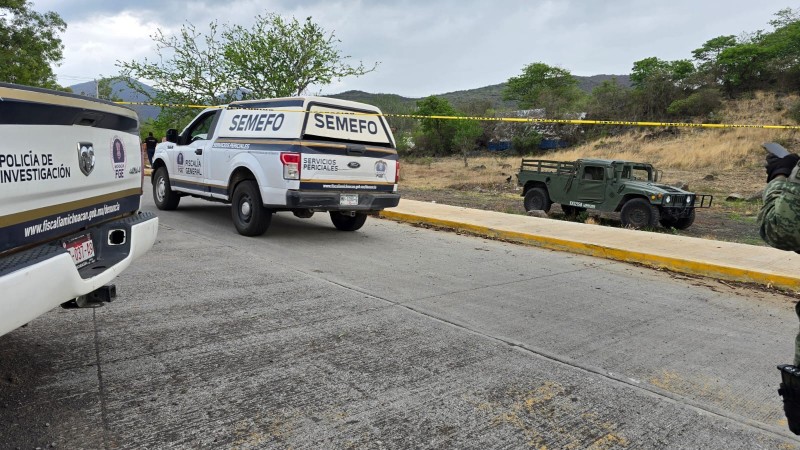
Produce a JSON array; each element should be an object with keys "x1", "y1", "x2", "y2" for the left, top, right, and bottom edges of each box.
[{"x1": 666, "y1": 195, "x2": 690, "y2": 207}]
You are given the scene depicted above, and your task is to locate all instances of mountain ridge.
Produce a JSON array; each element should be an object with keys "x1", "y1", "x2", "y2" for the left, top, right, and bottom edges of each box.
[{"x1": 69, "y1": 74, "x2": 631, "y2": 121}]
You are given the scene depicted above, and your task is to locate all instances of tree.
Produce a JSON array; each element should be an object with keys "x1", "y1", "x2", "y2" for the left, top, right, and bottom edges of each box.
[
  {"x1": 769, "y1": 7, "x2": 800, "y2": 28},
  {"x1": 223, "y1": 14, "x2": 377, "y2": 98},
  {"x1": 0, "y1": 1, "x2": 66, "y2": 88},
  {"x1": 118, "y1": 13, "x2": 377, "y2": 130},
  {"x1": 587, "y1": 78, "x2": 633, "y2": 120},
  {"x1": 502, "y1": 62, "x2": 584, "y2": 117},
  {"x1": 414, "y1": 96, "x2": 460, "y2": 156},
  {"x1": 118, "y1": 21, "x2": 235, "y2": 130},
  {"x1": 452, "y1": 119, "x2": 483, "y2": 167},
  {"x1": 629, "y1": 57, "x2": 696, "y2": 118},
  {"x1": 96, "y1": 77, "x2": 123, "y2": 101},
  {"x1": 691, "y1": 35, "x2": 738, "y2": 86},
  {"x1": 692, "y1": 35, "x2": 738, "y2": 65},
  {"x1": 760, "y1": 10, "x2": 800, "y2": 91},
  {"x1": 716, "y1": 43, "x2": 772, "y2": 94}
]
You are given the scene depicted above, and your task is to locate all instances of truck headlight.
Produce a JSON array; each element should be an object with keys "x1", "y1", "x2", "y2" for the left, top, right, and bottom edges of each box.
[
  {"x1": 665, "y1": 195, "x2": 672, "y2": 204},
  {"x1": 687, "y1": 195, "x2": 693, "y2": 205}
]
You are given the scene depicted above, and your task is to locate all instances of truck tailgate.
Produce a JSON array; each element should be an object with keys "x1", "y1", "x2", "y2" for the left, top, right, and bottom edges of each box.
[
  {"x1": 0, "y1": 84, "x2": 142, "y2": 254},
  {"x1": 300, "y1": 148, "x2": 397, "y2": 192}
]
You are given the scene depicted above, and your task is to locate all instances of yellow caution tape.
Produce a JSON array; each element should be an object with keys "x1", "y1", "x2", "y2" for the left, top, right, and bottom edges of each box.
[{"x1": 114, "y1": 101, "x2": 800, "y2": 130}]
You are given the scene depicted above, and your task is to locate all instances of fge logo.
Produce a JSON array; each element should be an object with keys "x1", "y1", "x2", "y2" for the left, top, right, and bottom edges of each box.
[
  {"x1": 177, "y1": 152, "x2": 184, "y2": 173},
  {"x1": 111, "y1": 137, "x2": 126, "y2": 179}
]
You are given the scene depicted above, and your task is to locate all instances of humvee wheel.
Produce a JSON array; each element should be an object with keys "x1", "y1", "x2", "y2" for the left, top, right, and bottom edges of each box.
[
  {"x1": 524, "y1": 187, "x2": 552, "y2": 213},
  {"x1": 659, "y1": 208, "x2": 696, "y2": 230},
  {"x1": 620, "y1": 198, "x2": 660, "y2": 229},
  {"x1": 671, "y1": 209, "x2": 695, "y2": 229}
]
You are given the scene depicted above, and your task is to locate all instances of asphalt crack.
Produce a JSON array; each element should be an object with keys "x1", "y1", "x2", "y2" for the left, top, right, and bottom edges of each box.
[{"x1": 92, "y1": 308, "x2": 110, "y2": 450}]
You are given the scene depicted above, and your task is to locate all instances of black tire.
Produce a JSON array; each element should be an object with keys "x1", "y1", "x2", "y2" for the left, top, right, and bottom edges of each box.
[
  {"x1": 658, "y1": 216, "x2": 677, "y2": 228},
  {"x1": 231, "y1": 180, "x2": 271, "y2": 236},
  {"x1": 152, "y1": 167, "x2": 180, "y2": 210},
  {"x1": 620, "y1": 198, "x2": 660, "y2": 229},
  {"x1": 561, "y1": 204, "x2": 586, "y2": 216},
  {"x1": 330, "y1": 212, "x2": 368, "y2": 231},
  {"x1": 673, "y1": 209, "x2": 696, "y2": 230},
  {"x1": 524, "y1": 187, "x2": 552, "y2": 213},
  {"x1": 659, "y1": 209, "x2": 696, "y2": 230}
]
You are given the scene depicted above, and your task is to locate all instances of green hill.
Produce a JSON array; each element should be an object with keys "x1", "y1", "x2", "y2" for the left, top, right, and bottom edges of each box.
[{"x1": 329, "y1": 74, "x2": 630, "y2": 113}]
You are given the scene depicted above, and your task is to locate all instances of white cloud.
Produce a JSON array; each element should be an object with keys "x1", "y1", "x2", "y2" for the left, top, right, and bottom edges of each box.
[
  {"x1": 57, "y1": 12, "x2": 171, "y2": 83},
  {"x1": 44, "y1": 0, "x2": 794, "y2": 97}
]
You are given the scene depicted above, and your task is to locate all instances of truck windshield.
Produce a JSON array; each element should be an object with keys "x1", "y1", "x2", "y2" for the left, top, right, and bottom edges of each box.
[{"x1": 621, "y1": 165, "x2": 653, "y2": 181}]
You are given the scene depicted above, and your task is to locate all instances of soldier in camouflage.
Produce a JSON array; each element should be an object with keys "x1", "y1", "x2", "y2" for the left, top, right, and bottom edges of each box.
[{"x1": 758, "y1": 147, "x2": 800, "y2": 434}]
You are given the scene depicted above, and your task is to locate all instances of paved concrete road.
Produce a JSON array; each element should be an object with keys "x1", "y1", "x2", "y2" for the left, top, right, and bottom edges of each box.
[{"x1": 1, "y1": 185, "x2": 799, "y2": 449}]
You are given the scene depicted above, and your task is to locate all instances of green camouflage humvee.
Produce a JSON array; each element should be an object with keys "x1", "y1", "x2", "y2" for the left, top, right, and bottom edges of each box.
[{"x1": 517, "y1": 158, "x2": 712, "y2": 229}]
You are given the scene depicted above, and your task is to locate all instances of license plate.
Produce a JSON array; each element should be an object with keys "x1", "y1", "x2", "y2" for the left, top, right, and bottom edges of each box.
[
  {"x1": 340, "y1": 194, "x2": 358, "y2": 206},
  {"x1": 63, "y1": 234, "x2": 95, "y2": 268}
]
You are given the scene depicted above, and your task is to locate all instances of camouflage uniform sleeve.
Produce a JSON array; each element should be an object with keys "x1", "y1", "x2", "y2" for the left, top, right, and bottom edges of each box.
[{"x1": 758, "y1": 177, "x2": 800, "y2": 252}]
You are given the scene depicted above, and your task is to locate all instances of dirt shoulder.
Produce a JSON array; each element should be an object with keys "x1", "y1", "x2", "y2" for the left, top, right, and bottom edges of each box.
[{"x1": 399, "y1": 160, "x2": 767, "y2": 246}]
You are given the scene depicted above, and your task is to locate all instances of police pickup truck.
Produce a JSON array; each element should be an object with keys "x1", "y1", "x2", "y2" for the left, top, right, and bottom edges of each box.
[
  {"x1": 517, "y1": 158, "x2": 712, "y2": 229},
  {"x1": 150, "y1": 96, "x2": 400, "y2": 236},
  {"x1": 0, "y1": 83, "x2": 158, "y2": 337}
]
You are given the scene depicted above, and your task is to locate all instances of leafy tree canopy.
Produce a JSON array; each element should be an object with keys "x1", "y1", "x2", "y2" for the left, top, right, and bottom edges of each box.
[
  {"x1": 118, "y1": 13, "x2": 377, "y2": 130},
  {"x1": 414, "y1": 96, "x2": 462, "y2": 156},
  {"x1": 0, "y1": 0, "x2": 66, "y2": 88},
  {"x1": 223, "y1": 14, "x2": 377, "y2": 98},
  {"x1": 502, "y1": 62, "x2": 584, "y2": 115}
]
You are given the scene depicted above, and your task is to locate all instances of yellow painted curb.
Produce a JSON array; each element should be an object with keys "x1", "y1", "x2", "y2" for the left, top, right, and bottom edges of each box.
[{"x1": 380, "y1": 210, "x2": 800, "y2": 292}]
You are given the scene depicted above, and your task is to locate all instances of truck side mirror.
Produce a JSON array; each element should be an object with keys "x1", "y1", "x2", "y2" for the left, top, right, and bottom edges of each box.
[{"x1": 165, "y1": 129, "x2": 179, "y2": 143}]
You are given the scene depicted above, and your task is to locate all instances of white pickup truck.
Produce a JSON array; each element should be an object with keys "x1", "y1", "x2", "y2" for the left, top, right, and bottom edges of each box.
[
  {"x1": 0, "y1": 83, "x2": 158, "y2": 337},
  {"x1": 150, "y1": 96, "x2": 400, "y2": 235}
]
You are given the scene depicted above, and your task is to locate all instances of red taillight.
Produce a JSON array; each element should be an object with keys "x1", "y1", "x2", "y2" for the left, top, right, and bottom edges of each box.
[
  {"x1": 281, "y1": 152, "x2": 301, "y2": 180},
  {"x1": 395, "y1": 160, "x2": 400, "y2": 183}
]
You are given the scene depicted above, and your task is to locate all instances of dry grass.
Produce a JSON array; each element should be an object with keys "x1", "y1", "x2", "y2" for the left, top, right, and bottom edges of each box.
[{"x1": 402, "y1": 92, "x2": 800, "y2": 197}]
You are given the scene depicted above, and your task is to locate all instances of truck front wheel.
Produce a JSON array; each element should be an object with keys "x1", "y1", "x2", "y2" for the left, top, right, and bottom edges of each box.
[
  {"x1": 231, "y1": 180, "x2": 271, "y2": 236},
  {"x1": 153, "y1": 167, "x2": 180, "y2": 210},
  {"x1": 660, "y1": 208, "x2": 695, "y2": 230},
  {"x1": 620, "y1": 198, "x2": 660, "y2": 229},
  {"x1": 330, "y1": 212, "x2": 368, "y2": 231},
  {"x1": 524, "y1": 187, "x2": 552, "y2": 213}
]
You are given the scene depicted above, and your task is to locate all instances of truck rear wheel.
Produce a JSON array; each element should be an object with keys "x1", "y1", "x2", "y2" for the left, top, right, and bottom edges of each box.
[
  {"x1": 330, "y1": 212, "x2": 368, "y2": 231},
  {"x1": 620, "y1": 198, "x2": 660, "y2": 229},
  {"x1": 524, "y1": 187, "x2": 552, "y2": 213},
  {"x1": 153, "y1": 167, "x2": 180, "y2": 210},
  {"x1": 231, "y1": 180, "x2": 271, "y2": 236}
]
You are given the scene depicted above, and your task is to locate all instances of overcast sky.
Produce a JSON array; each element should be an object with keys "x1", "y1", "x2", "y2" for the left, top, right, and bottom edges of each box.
[{"x1": 35, "y1": 0, "x2": 793, "y2": 98}]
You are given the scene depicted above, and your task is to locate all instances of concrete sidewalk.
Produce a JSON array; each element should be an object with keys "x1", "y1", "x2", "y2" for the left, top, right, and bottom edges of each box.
[{"x1": 380, "y1": 199, "x2": 800, "y2": 291}]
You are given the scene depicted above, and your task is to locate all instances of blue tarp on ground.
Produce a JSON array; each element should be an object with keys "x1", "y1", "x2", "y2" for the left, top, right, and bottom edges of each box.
[
  {"x1": 487, "y1": 141, "x2": 512, "y2": 151},
  {"x1": 538, "y1": 139, "x2": 569, "y2": 150},
  {"x1": 487, "y1": 139, "x2": 570, "y2": 152}
]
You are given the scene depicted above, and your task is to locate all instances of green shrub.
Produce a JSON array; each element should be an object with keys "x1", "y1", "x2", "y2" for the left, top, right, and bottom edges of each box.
[
  {"x1": 787, "y1": 101, "x2": 800, "y2": 124},
  {"x1": 511, "y1": 133, "x2": 543, "y2": 155},
  {"x1": 667, "y1": 88, "x2": 722, "y2": 117}
]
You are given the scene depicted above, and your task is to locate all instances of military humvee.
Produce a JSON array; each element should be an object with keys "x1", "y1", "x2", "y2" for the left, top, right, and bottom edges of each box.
[{"x1": 516, "y1": 158, "x2": 712, "y2": 229}]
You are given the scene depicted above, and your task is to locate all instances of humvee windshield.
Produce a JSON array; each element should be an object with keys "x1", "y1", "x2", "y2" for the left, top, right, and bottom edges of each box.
[{"x1": 620, "y1": 164, "x2": 653, "y2": 181}]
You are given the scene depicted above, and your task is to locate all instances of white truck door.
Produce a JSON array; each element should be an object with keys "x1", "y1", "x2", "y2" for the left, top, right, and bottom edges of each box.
[{"x1": 172, "y1": 110, "x2": 219, "y2": 193}]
